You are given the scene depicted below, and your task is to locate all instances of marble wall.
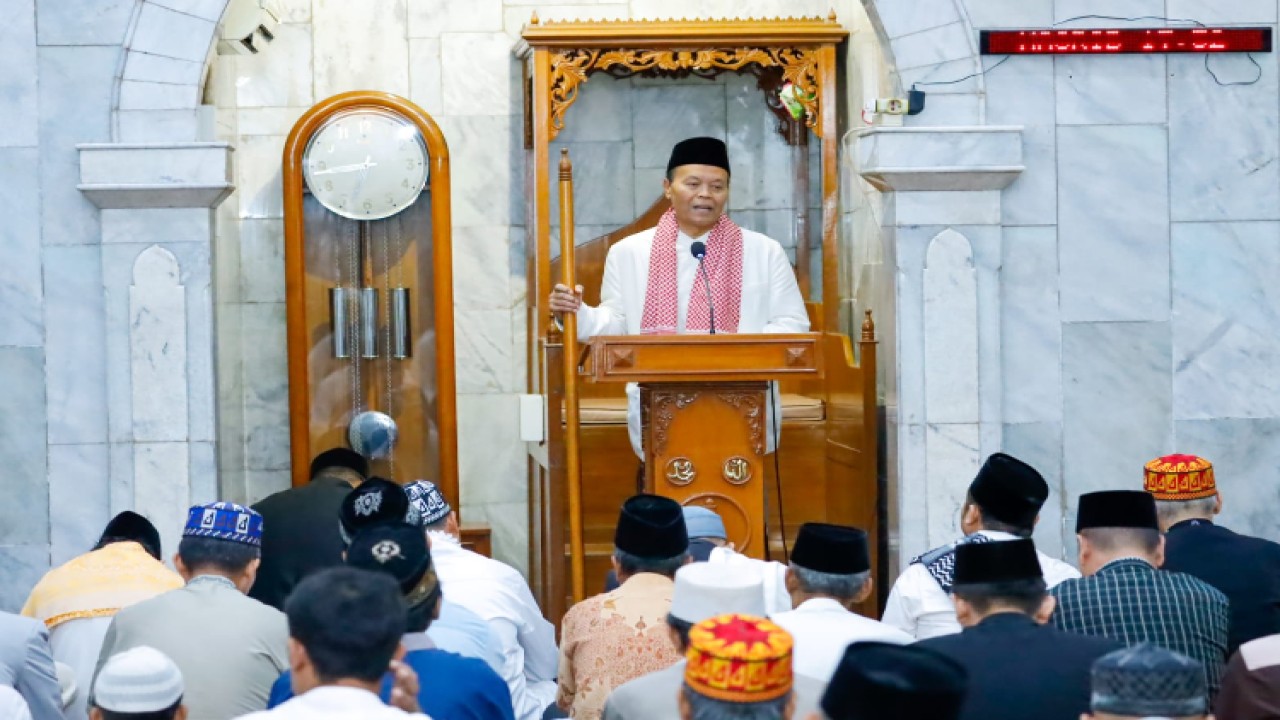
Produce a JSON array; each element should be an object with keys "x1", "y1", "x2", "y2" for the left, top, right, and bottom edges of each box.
[{"x1": 866, "y1": 0, "x2": 1280, "y2": 567}]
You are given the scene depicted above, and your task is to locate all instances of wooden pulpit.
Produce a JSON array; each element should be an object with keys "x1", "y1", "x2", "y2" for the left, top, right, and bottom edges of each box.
[{"x1": 582, "y1": 334, "x2": 823, "y2": 559}]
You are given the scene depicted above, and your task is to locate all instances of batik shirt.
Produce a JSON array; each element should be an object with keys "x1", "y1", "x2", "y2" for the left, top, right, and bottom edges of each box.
[
  {"x1": 556, "y1": 573, "x2": 682, "y2": 720},
  {"x1": 1050, "y1": 557, "x2": 1229, "y2": 699}
]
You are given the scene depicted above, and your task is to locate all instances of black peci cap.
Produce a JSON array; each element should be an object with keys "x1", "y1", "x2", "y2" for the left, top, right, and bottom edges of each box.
[
  {"x1": 1075, "y1": 490, "x2": 1159, "y2": 533},
  {"x1": 790, "y1": 523, "x2": 871, "y2": 575},
  {"x1": 951, "y1": 538, "x2": 1043, "y2": 587},
  {"x1": 614, "y1": 494, "x2": 689, "y2": 559},
  {"x1": 968, "y1": 453, "x2": 1050, "y2": 527},
  {"x1": 821, "y1": 642, "x2": 968, "y2": 720},
  {"x1": 666, "y1": 137, "x2": 730, "y2": 176}
]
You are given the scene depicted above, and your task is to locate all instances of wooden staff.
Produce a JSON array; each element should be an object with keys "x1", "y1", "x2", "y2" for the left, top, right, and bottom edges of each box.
[{"x1": 558, "y1": 148, "x2": 587, "y2": 604}]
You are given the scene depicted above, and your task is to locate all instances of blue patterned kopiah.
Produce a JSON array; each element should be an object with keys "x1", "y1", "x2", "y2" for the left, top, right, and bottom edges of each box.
[{"x1": 183, "y1": 502, "x2": 264, "y2": 546}]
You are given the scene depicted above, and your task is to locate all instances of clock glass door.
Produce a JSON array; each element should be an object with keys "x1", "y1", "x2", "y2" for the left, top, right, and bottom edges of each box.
[{"x1": 300, "y1": 190, "x2": 440, "y2": 482}]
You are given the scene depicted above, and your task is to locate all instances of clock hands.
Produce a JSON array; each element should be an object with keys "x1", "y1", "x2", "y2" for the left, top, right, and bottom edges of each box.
[
  {"x1": 352, "y1": 155, "x2": 373, "y2": 205},
  {"x1": 313, "y1": 157, "x2": 379, "y2": 175}
]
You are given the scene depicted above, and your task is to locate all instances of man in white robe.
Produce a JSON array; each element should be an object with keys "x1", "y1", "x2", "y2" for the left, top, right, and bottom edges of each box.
[
  {"x1": 550, "y1": 136, "x2": 810, "y2": 459},
  {"x1": 770, "y1": 523, "x2": 909, "y2": 682},
  {"x1": 881, "y1": 453, "x2": 1081, "y2": 640}
]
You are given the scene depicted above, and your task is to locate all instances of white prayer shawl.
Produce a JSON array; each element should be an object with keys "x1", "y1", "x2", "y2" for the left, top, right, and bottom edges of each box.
[
  {"x1": 880, "y1": 529, "x2": 1084, "y2": 640},
  {"x1": 426, "y1": 532, "x2": 558, "y2": 720},
  {"x1": 575, "y1": 225, "x2": 810, "y2": 458}
]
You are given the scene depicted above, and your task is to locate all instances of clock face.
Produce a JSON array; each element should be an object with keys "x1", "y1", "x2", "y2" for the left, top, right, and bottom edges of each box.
[{"x1": 302, "y1": 109, "x2": 429, "y2": 221}]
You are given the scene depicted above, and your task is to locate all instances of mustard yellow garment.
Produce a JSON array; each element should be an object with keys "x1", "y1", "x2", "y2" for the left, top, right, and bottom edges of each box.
[{"x1": 22, "y1": 542, "x2": 182, "y2": 628}]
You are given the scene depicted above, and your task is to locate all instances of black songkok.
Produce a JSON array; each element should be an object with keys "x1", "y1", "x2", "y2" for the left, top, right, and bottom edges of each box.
[
  {"x1": 968, "y1": 453, "x2": 1049, "y2": 526},
  {"x1": 97, "y1": 511, "x2": 163, "y2": 561},
  {"x1": 821, "y1": 641, "x2": 968, "y2": 720},
  {"x1": 1090, "y1": 644, "x2": 1207, "y2": 717},
  {"x1": 790, "y1": 523, "x2": 871, "y2": 575},
  {"x1": 666, "y1": 137, "x2": 730, "y2": 175},
  {"x1": 346, "y1": 522, "x2": 437, "y2": 607},
  {"x1": 310, "y1": 447, "x2": 369, "y2": 480},
  {"x1": 339, "y1": 478, "x2": 410, "y2": 545},
  {"x1": 951, "y1": 538, "x2": 1043, "y2": 587},
  {"x1": 614, "y1": 494, "x2": 688, "y2": 559},
  {"x1": 1075, "y1": 490, "x2": 1159, "y2": 533}
]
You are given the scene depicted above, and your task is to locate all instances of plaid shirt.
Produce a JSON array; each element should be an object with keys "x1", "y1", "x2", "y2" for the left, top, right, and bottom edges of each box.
[{"x1": 1050, "y1": 557, "x2": 1230, "y2": 698}]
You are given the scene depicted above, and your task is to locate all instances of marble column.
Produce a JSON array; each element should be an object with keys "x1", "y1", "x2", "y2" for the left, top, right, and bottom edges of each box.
[
  {"x1": 855, "y1": 126, "x2": 1024, "y2": 569},
  {"x1": 78, "y1": 142, "x2": 234, "y2": 559}
]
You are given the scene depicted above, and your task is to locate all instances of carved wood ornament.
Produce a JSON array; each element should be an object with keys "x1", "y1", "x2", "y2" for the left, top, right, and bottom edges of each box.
[{"x1": 548, "y1": 47, "x2": 822, "y2": 140}]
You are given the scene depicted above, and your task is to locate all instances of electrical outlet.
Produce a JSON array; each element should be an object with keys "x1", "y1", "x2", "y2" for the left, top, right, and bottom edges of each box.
[{"x1": 874, "y1": 97, "x2": 910, "y2": 115}]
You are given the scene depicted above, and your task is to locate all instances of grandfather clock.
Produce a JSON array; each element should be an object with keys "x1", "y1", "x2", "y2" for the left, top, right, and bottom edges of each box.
[{"x1": 282, "y1": 91, "x2": 459, "y2": 505}]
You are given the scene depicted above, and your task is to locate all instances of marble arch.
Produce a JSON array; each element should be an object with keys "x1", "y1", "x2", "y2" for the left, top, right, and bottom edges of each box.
[{"x1": 110, "y1": 0, "x2": 991, "y2": 140}]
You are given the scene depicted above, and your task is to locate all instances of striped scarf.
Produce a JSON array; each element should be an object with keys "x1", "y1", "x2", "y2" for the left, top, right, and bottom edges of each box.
[{"x1": 639, "y1": 208, "x2": 743, "y2": 334}]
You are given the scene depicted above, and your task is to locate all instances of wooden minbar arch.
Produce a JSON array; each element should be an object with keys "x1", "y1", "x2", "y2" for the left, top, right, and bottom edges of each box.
[{"x1": 518, "y1": 15, "x2": 881, "y2": 624}]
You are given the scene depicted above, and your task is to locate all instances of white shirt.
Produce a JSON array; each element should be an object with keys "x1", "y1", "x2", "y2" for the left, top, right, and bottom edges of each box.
[
  {"x1": 771, "y1": 598, "x2": 911, "y2": 681},
  {"x1": 575, "y1": 225, "x2": 810, "y2": 458},
  {"x1": 704, "y1": 547, "x2": 793, "y2": 616},
  {"x1": 0, "y1": 687, "x2": 32, "y2": 720},
  {"x1": 236, "y1": 685, "x2": 430, "y2": 720},
  {"x1": 880, "y1": 530, "x2": 1083, "y2": 640},
  {"x1": 427, "y1": 531, "x2": 558, "y2": 720}
]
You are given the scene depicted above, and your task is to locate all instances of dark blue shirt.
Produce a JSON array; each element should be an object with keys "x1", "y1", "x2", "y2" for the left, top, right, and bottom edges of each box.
[{"x1": 269, "y1": 647, "x2": 514, "y2": 720}]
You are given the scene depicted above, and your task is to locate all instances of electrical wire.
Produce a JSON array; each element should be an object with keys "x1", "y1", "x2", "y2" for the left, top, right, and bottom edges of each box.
[
  {"x1": 911, "y1": 55, "x2": 1011, "y2": 89},
  {"x1": 768, "y1": 386, "x2": 789, "y2": 564}
]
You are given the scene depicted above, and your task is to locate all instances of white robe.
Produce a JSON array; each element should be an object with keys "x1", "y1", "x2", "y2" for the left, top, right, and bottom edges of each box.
[
  {"x1": 574, "y1": 225, "x2": 810, "y2": 458},
  {"x1": 880, "y1": 530, "x2": 1084, "y2": 640},
  {"x1": 771, "y1": 598, "x2": 912, "y2": 681},
  {"x1": 427, "y1": 532, "x2": 558, "y2": 720}
]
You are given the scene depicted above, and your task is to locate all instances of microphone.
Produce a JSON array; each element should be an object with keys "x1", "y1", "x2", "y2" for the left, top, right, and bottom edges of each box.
[{"x1": 690, "y1": 241, "x2": 716, "y2": 335}]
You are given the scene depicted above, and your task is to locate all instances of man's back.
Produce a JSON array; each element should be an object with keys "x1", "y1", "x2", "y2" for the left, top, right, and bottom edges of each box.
[
  {"x1": 770, "y1": 598, "x2": 910, "y2": 680},
  {"x1": 882, "y1": 531, "x2": 1082, "y2": 639},
  {"x1": 1050, "y1": 558, "x2": 1229, "y2": 697},
  {"x1": 250, "y1": 477, "x2": 352, "y2": 609},
  {"x1": 100, "y1": 577, "x2": 289, "y2": 719},
  {"x1": 1163, "y1": 520, "x2": 1280, "y2": 653},
  {"x1": 918, "y1": 613, "x2": 1120, "y2": 720},
  {"x1": 558, "y1": 574, "x2": 682, "y2": 720},
  {"x1": 239, "y1": 686, "x2": 429, "y2": 720},
  {"x1": 428, "y1": 533, "x2": 557, "y2": 720}
]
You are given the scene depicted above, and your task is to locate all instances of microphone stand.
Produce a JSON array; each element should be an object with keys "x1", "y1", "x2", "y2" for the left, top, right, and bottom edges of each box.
[{"x1": 691, "y1": 242, "x2": 716, "y2": 335}]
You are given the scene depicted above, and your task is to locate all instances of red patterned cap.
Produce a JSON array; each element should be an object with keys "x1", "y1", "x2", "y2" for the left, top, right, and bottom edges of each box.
[
  {"x1": 684, "y1": 614, "x2": 793, "y2": 703},
  {"x1": 1143, "y1": 454, "x2": 1216, "y2": 501}
]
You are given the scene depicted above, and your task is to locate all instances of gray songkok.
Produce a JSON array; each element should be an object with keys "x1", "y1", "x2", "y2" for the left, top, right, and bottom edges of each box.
[
  {"x1": 405, "y1": 479, "x2": 452, "y2": 527},
  {"x1": 1090, "y1": 643, "x2": 1207, "y2": 717},
  {"x1": 92, "y1": 646, "x2": 184, "y2": 713}
]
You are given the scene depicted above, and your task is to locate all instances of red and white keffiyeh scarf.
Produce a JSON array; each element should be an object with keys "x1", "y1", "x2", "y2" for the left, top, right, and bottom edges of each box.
[{"x1": 639, "y1": 209, "x2": 744, "y2": 334}]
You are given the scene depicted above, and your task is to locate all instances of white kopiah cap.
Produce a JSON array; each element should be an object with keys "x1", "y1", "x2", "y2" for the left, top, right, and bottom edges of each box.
[
  {"x1": 92, "y1": 646, "x2": 184, "y2": 713},
  {"x1": 670, "y1": 561, "x2": 766, "y2": 624}
]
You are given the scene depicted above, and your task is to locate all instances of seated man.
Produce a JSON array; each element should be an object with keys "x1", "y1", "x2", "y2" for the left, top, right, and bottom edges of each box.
[
  {"x1": 402, "y1": 480, "x2": 504, "y2": 673},
  {"x1": 883, "y1": 453, "x2": 1080, "y2": 640},
  {"x1": 269, "y1": 523, "x2": 513, "y2": 720},
  {"x1": 418, "y1": 483, "x2": 558, "y2": 720},
  {"x1": 95, "y1": 502, "x2": 289, "y2": 719},
  {"x1": 604, "y1": 563, "x2": 824, "y2": 720},
  {"x1": 251, "y1": 448, "x2": 368, "y2": 610},
  {"x1": 771, "y1": 523, "x2": 909, "y2": 680},
  {"x1": 90, "y1": 646, "x2": 186, "y2": 720},
  {"x1": 915, "y1": 539, "x2": 1120, "y2": 720},
  {"x1": 22, "y1": 511, "x2": 182, "y2": 720},
  {"x1": 1085, "y1": 644, "x2": 1209, "y2": 720},
  {"x1": 1144, "y1": 453, "x2": 1280, "y2": 653},
  {"x1": 680, "y1": 614, "x2": 794, "y2": 720},
  {"x1": 236, "y1": 567, "x2": 428, "y2": 719},
  {"x1": 1050, "y1": 490, "x2": 1228, "y2": 701},
  {"x1": 558, "y1": 495, "x2": 690, "y2": 720},
  {"x1": 1218, "y1": 631, "x2": 1280, "y2": 719},
  {"x1": 813, "y1": 642, "x2": 968, "y2": 720}
]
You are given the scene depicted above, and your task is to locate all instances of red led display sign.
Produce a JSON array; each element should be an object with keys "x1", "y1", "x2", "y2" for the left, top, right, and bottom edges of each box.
[{"x1": 980, "y1": 27, "x2": 1273, "y2": 55}]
